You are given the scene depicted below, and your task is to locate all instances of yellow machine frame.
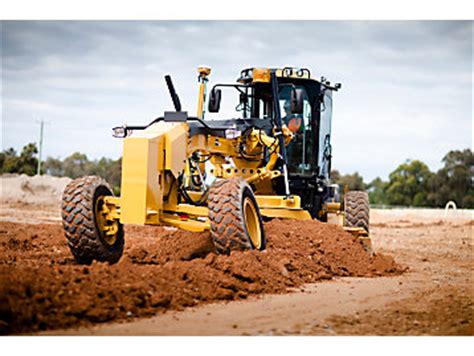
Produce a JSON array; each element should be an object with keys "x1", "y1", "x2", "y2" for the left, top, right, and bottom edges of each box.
[{"x1": 103, "y1": 67, "x2": 367, "y2": 241}]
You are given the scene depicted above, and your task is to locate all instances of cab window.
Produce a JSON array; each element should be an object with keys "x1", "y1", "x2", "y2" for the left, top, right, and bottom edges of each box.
[{"x1": 278, "y1": 86, "x2": 314, "y2": 174}]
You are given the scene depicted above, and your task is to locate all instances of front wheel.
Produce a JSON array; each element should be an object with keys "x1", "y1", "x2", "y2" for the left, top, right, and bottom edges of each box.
[
  {"x1": 62, "y1": 176, "x2": 124, "y2": 264},
  {"x1": 208, "y1": 178, "x2": 266, "y2": 254}
]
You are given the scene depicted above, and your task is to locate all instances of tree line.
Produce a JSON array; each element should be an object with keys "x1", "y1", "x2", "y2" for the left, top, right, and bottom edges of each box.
[
  {"x1": 1, "y1": 143, "x2": 472, "y2": 208},
  {"x1": 0, "y1": 144, "x2": 121, "y2": 194},
  {"x1": 331, "y1": 149, "x2": 473, "y2": 208}
]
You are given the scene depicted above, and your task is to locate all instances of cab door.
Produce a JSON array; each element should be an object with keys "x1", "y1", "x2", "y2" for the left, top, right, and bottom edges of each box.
[{"x1": 318, "y1": 89, "x2": 333, "y2": 179}]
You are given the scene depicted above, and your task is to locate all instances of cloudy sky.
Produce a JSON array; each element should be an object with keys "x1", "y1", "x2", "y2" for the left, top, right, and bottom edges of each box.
[{"x1": 1, "y1": 21, "x2": 472, "y2": 181}]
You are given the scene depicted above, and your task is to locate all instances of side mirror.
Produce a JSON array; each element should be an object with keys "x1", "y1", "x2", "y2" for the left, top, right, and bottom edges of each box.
[
  {"x1": 208, "y1": 89, "x2": 222, "y2": 113},
  {"x1": 291, "y1": 88, "x2": 304, "y2": 114}
]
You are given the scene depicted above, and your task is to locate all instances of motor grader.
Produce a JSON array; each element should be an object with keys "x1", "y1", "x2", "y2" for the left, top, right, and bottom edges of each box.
[{"x1": 62, "y1": 66, "x2": 370, "y2": 264}]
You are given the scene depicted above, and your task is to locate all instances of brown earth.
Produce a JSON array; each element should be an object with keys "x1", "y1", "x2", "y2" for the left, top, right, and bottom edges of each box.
[
  {"x1": 0, "y1": 217, "x2": 401, "y2": 335},
  {"x1": 44, "y1": 214, "x2": 472, "y2": 336},
  {"x1": 0, "y1": 190, "x2": 472, "y2": 336},
  {"x1": 325, "y1": 285, "x2": 473, "y2": 336}
]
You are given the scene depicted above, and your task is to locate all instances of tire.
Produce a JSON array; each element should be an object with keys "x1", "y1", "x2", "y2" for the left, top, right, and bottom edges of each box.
[
  {"x1": 208, "y1": 178, "x2": 266, "y2": 254},
  {"x1": 62, "y1": 176, "x2": 124, "y2": 264},
  {"x1": 344, "y1": 191, "x2": 370, "y2": 233}
]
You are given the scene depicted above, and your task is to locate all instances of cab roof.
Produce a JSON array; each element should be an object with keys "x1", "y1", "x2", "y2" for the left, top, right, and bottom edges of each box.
[{"x1": 236, "y1": 67, "x2": 340, "y2": 90}]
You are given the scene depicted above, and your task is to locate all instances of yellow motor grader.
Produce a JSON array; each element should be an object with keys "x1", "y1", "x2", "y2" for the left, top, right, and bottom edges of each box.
[{"x1": 62, "y1": 66, "x2": 370, "y2": 264}]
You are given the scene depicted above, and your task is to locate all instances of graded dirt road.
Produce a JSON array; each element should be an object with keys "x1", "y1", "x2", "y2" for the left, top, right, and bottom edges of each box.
[{"x1": 0, "y1": 199, "x2": 472, "y2": 335}]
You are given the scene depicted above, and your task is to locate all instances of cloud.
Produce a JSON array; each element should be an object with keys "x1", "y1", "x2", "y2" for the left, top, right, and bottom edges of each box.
[{"x1": 1, "y1": 20, "x2": 472, "y2": 180}]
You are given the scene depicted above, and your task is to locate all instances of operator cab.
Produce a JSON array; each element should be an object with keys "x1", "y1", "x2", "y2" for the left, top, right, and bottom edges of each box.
[
  {"x1": 207, "y1": 67, "x2": 339, "y2": 181},
  {"x1": 206, "y1": 67, "x2": 341, "y2": 217}
]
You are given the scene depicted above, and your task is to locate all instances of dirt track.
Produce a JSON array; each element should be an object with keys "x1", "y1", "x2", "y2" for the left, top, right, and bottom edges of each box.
[{"x1": 0, "y1": 202, "x2": 472, "y2": 335}]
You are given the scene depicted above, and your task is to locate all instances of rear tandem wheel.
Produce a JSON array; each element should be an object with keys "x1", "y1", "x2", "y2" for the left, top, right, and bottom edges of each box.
[{"x1": 344, "y1": 190, "x2": 370, "y2": 233}]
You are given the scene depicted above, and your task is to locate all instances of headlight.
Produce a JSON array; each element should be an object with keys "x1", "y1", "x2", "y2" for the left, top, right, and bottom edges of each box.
[{"x1": 112, "y1": 126, "x2": 127, "y2": 138}]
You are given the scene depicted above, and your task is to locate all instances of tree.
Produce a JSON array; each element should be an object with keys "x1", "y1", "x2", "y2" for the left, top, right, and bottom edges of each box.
[
  {"x1": 89, "y1": 157, "x2": 122, "y2": 194},
  {"x1": 0, "y1": 144, "x2": 38, "y2": 176},
  {"x1": 385, "y1": 159, "x2": 432, "y2": 206},
  {"x1": 331, "y1": 170, "x2": 365, "y2": 191},
  {"x1": 0, "y1": 152, "x2": 4, "y2": 171},
  {"x1": 339, "y1": 172, "x2": 365, "y2": 191},
  {"x1": 367, "y1": 177, "x2": 388, "y2": 205},
  {"x1": 62, "y1": 152, "x2": 92, "y2": 179},
  {"x1": 330, "y1": 169, "x2": 341, "y2": 182},
  {"x1": 105, "y1": 157, "x2": 122, "y2": 194},
  {"x1": 427, "y1": 149, "x2": 473, "y2": 208},
  {"x1": 43, "y1": 157, "x2": 64, "y2": 176},
  {"x1": 0, "y1": 148, "x2": 19, "y2": 174},
  {"x1": 17, "y1": 143, "x2": 39, "y2": 176},
  {"x1": 44, "y1": 153, "x2": 122, "y2": 194}
]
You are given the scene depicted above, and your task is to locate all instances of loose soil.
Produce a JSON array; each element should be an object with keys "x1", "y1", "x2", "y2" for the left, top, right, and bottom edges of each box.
[
  {"x1": 1, "y1": 175, "x2": 471, "y2": 335},
  {"x1": 0, "y1": 219, "x2": 402, "y2": 334},
  {"x1": 43, "y1": 215, "x2": 472, "y2": 336}
]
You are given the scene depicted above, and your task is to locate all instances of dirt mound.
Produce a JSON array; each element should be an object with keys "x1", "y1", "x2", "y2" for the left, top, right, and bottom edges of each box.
[
  {"x1": 0, "y1": 174, "x2": 71, "y2": 205},
  {"x1": 0, "y1": 219, "x2": 403, "y2": 334}
]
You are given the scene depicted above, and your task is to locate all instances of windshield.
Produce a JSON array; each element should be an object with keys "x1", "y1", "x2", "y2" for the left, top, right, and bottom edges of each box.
[{"x1": 279, "y1": 86, "x2": 314, "y2": 175}]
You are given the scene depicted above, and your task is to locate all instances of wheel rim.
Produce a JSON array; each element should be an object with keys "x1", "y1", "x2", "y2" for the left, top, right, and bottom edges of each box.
[
  {"x1": 243, "y1": 197, "x2": 262, "y2": 249},
  {"x1": 95, "y1": 196, "x2": 118, "y2": 246}
]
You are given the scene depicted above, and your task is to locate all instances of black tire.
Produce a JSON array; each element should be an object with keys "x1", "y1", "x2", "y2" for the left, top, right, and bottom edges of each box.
[
  {"x1": 344, "y1": 191, "x2": 370, "y2": 233},
  {"x1": 62, "y1": 176, "x2": 124, "y2": 264},
  {"x1": 208, "y1": 178, "x2": 266, "y2": 254}
]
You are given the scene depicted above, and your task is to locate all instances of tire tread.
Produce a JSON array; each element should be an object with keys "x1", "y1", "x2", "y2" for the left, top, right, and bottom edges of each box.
[
  {"x1": 61, "y1": 176, "x2": 123, "y2": 264},
  {"x1": 208, "y1": 178, "x2": 265, "y2": 254},
  {"x1": 344, "y1": 191, "x2": 370, "y2": 233}
]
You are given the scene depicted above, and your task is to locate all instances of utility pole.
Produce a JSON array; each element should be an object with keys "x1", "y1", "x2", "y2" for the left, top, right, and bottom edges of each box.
[{"x1": 37, "y1": 119, "x2": 44, "y2": 175}]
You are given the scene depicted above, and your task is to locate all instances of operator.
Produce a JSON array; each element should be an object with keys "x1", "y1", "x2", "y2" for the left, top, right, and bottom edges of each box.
[
  {"x1": 282, "y1": 100, "x2": 304, "y2": 173},
  {"x1": 282, "y1": 100, "x2": 303, "y2": 134}
]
